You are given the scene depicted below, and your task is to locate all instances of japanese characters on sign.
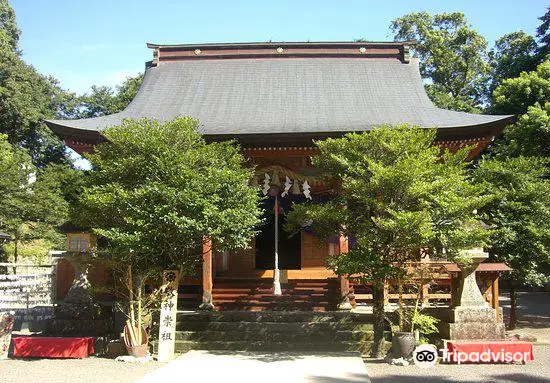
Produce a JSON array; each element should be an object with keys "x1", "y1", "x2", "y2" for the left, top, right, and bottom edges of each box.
[{"x1": 157, "y1": 270, "x2": 179, "y2": 361}]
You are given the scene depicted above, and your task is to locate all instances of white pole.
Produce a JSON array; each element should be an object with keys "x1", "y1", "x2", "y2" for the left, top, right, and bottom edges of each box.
[{"x1": 273, "y1": 196, "x2": 282, "y2": 296}]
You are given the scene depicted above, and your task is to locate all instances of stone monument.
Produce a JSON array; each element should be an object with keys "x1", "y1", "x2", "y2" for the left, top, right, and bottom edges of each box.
[
  {"x1": 441, "y1": 248, "x2": 505, "y2": 340},
  {"x1": 46, "y1": 255, "x2": 111, "y2": 337}
]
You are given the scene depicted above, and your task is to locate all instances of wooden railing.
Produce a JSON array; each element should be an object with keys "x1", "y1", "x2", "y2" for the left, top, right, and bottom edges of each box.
[{"x1": 352, "y1": 261, "x2": 453, "y2": 306}]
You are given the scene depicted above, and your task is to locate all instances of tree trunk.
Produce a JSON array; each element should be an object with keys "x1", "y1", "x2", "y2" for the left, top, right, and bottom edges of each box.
[
  {"x1": 509, "y1": 283, "x2": 518, "y2": 330},
  {"x1": 371, "y1": 282, "x2": 386, "y2": 358},
  {"x1": 397, "y1": 276, "x2": 404, "y2": 331},
  {"x1": 13, "y1": 239, "x2": 18, "y2": 275},
  {"x1": 128, "y1": 265, "x2": 137, "y2": 345}
]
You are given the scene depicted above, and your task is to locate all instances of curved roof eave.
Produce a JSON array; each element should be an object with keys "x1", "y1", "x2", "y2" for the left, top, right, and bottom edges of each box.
[{"x1": 45, "y1": 57, "x2": 515, "y2": 141}]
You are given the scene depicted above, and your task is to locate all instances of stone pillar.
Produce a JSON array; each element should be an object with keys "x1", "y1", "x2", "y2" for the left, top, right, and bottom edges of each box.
[
  {"x1": 421, "y1": 281, "x2": 429, "y2": 307},
  {"x1": 337, "y1": 235, "x2": 352, "y2": 310},
  {"x1": 455, "y1": 249, "x2": 489, "y2": 308},
  {"x1": 199, "y1": 237, "x2": 214, "y2": 310},
  {"x1": 64, "y1": 256, "x2": 94, "y2": 305}
]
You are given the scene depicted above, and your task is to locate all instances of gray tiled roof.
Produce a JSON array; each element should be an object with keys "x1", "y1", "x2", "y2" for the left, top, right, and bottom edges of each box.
[{"x1": 46, "y1": 57, "x2": 511, "y2": 136}]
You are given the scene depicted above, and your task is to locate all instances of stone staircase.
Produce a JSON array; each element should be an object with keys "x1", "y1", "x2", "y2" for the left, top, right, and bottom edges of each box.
[{"x1": 172, "y1": 311, "x2": 387, "y2": 354}]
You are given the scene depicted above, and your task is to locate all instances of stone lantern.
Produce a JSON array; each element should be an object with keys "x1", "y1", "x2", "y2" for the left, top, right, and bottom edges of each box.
[{"x1": 442, "y1": 248, "x2": 505, "y2": 340}]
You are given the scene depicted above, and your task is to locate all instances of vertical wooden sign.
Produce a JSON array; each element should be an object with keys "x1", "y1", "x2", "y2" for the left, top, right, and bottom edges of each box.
[{"x1": 157, "y1": 270, "x2": 179, "y2": 362}]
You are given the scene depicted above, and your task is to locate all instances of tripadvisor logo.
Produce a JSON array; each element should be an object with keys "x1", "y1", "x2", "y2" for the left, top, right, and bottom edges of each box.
[{"x1": 412, "y1": 344, "x2": 438, "y2": 368}]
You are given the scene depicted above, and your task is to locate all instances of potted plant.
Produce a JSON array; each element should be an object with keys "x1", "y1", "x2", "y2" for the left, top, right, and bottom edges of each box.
[
  {"x1": 116, "y1": 264, "x2": 173, "y2": 358},
  {"x1": 390, "y1": 271, "x2": 416, "y2": 358},
  {"x1": 390, "y1": 264, "x2": 439, "y2": 358}
]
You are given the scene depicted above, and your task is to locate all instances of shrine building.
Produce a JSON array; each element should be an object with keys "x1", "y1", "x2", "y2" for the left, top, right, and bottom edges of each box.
[{"x1": 46, "y1": 41, "x2": 513, "y2": 312}]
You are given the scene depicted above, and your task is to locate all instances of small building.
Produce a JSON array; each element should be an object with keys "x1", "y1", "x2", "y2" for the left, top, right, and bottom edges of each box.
[{"x1": 46, "y1": 41, "x2": 513, "y2": 311}]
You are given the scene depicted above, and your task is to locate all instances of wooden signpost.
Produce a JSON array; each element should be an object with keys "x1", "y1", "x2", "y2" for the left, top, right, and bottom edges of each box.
[{"x1": 157, "y1": 270, "x2": 179, "y2": 362}]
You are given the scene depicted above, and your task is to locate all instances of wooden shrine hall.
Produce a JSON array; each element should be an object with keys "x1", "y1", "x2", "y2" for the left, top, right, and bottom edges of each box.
[{"x1": 46, "y1": 41, "x2": 513, "y2": 312}]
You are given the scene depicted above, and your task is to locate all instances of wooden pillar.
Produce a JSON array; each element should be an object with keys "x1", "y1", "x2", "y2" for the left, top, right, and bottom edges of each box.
[
  {"x1": 383, "y1": 282, "x2": 390, "y2": 305},
  {"x1": 199, "y1": 237, "x2": 214, "y2": 310},
  {"x1": 450, "y1": 272, "x2": 460, "y2": 307},
  {"x1": 492, "y1": 273, "x2": 503, "y2": 322},
  {"x1": 337, "y1": 235, "x2": 352, "y2": 310}
]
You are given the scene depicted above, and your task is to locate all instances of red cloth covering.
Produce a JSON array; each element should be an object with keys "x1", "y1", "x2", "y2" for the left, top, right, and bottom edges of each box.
[
  {"x1": 446, "y1": 341, "x2": 533, "y2": 363},
  {"x1": 13, "y1": 337, "x2": 94, "y2": 359}
]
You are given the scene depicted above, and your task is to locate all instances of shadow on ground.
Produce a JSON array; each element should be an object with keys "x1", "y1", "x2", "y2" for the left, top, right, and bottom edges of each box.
[
  {"x1": 306, "y1": 373, "x2": 370, "y2": 382},
  {"x1": 369, "y1": 373, "x2": 550, "y2": 383},
  {"x1": 206, "y1": 350, "x2": 358, "y2": 363}
]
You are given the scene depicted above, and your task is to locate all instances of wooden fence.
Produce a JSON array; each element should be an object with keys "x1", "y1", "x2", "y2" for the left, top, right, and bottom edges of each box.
[{"x1": 352, "y1": 261, "x2": 453, "y2": 306}]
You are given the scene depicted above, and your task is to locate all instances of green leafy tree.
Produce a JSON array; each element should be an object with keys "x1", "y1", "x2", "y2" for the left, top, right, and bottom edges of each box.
[
  {"x1": 114, "y1": 74, "x2": 142, "y2": 111},
  {"x1": 0, "y1": 0, "x2": 73, "y2": 165},
  {"x1": 491, "y1": 59, "x2": 549, "y2": 115},
  {"x1": 0, "y1": 134, "x2": 69, "y2": 266},
  {"x1": 473, "y1": 156, "x2": 550, "y2": 329},
  {"x1": 78, "y1": 86, "x2": 118, "y2": 118},
  {"x1": 0, "y1": 0, "x2": 18, "y2": 51},
  {"x1": 489, "y1": 31, "x2": 539, "y2": 98},
  {"x1": 286, "y1": 126, "x2": 489, "y2": 357},
  {"x1": 391, "y1": 12, "x2": 490, "y2": 112},
  {"x1": 74, "y1": 117, "x2": 262, "y2": 333},
  {"x1": 495, "y1": 103, "x2": 550, "y2": 158},
  {"x1": 77, "y1": 74, "x2": 143, "y2": 118},
  {"x1": 537, "y1": 8, "x2": 549, "y2": 60}
]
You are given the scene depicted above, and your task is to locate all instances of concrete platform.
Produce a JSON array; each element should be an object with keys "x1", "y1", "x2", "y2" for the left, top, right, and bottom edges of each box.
[{"x1": 135, "y1": 350, "x2": 370, "y2": 383}]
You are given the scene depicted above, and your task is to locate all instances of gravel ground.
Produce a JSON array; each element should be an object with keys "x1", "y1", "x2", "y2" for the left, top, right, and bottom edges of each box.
[
  {"x1": 364, "y1": 344, "x2": 550, "y2": 383},
  {"x1": 501, "y1": 292, "x2": 550, "y2": 344},
  {"x1": 2, "y1": 292, "x2": 548, "y2": 383},
  {"x1": 0, "y1": 357, "x2": 164, "y2": 383}
]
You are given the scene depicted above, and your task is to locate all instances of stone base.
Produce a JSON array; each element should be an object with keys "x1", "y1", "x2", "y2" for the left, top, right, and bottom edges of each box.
[
  {"x1": 45, "y1": 318, "x2": 112, "y2": 337},
  {"x1": 199, "y1": 302, "x2": 215, "y2": 311},
  {"x1": 451, "y1": 307, "x2": 497, "y2": 323},
  {"x1": 54, "y1": 302, "x2": 107, "y2": 320},
  {"x1": 337, "y1": 301, "x2": 353, "y2": 311},
  {"x1": 438, "y1": 306, "x2": 505, "y2": 340},
  {"x1": 441, "y1": 322, "x2": 505, "y2": 340}
]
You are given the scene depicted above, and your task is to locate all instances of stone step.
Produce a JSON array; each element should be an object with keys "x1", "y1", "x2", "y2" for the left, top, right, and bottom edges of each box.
[
  {"x1": 176, "y1": 320, "x2": 375, "y2": 332},
  {"x1": 173, "y1": 340, "x2": 387, "y2": 353},
  {"x1": 176, "y1": 311, "x2": 374, "y2": 323},
  {"x1": 211, "y1": 296, "x2": 335, "y2": 301},
  {"x1": 174, "y1": 329, "x2": 378, "y2": 342},
  {"x1": 213, "y1": 305, "x2": 333, "y2": 312}
]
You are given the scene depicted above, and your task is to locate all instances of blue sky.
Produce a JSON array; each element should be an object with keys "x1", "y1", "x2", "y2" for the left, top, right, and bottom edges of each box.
[{"x1": 11, "y1": 0, "x2": 548, "y2": 95}]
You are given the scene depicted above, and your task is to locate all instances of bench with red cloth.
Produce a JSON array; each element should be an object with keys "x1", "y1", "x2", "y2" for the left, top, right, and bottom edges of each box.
[
  {"x1": 13, "y1": 337, "x2": 94, "y2": 358},
  {"x1": 445, "y1": 340, "x2": 533, "y2": 364}
]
